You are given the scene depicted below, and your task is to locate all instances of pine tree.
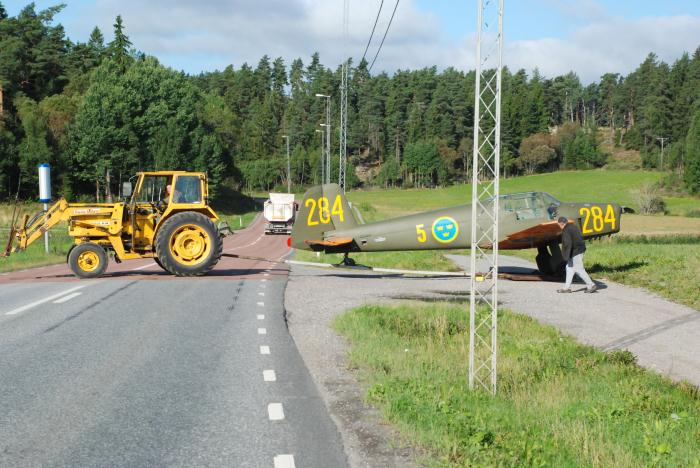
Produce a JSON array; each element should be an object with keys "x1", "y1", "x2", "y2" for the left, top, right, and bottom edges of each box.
[
  {"x1": 108, "y1": 15, "x2": 132, "y2": 73},
  {"x1": 685, "y1": 106, "x2": 700, "y2": 193}
]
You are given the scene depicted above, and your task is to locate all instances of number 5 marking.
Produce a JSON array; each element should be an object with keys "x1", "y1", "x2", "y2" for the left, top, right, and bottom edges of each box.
[{"x1": 416, "y1": 224, "x2": 427, "y2": 243}]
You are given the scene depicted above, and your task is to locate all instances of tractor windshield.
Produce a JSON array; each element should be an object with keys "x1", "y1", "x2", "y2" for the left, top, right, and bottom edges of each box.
[
  {"x1": 136, "y1": 176, "x2": 169, "y2": 203},
  {"x1": 173, "y1": 175, "x2": 202, "y2": 204}
]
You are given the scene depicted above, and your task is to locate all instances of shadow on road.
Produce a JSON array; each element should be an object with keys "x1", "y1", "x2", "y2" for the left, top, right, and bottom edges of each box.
[{"x1": 588, "y1": 261, "x2": 648, "y2": 274}]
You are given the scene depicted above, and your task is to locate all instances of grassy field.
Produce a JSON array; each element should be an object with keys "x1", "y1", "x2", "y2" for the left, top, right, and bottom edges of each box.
[
  {"x1": 345, "y1": 170, "x2": 697, "y2": 218},
  {"x1": 336, "y1": 302, "x2": 700, "y2": 467},
  {"x1": 620, "y1": 214, "x2": 700, "y2": 235}
]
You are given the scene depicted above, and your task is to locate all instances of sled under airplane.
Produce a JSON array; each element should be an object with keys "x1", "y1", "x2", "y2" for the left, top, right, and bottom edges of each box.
[{"x1": 290, "y1": 184, "x2": 633, "y2": 275}]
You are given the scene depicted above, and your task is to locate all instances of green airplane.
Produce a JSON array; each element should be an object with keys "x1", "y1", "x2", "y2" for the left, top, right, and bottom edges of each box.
[{"x1": 290, "y1": 184, "x2": 632, "y2": 275}]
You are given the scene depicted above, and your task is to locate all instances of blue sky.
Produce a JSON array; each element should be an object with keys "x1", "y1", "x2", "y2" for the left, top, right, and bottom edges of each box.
[{"x1": 4, "y1": 0, "x2": 700, "y2": 82}]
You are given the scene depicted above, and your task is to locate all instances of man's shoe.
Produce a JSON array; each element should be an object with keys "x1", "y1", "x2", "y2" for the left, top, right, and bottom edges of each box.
[
  {"x1": 584, "y1": 285, "x2": 598, "y2": 294},
  {"x1": 557, "y1": 288, "x2": 572, "y2": 293}
]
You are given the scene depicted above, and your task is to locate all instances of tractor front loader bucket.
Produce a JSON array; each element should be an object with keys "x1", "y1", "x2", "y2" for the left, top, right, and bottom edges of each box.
[{"x1": 1, "y1": 226, "x2": 17, "y2": 257}]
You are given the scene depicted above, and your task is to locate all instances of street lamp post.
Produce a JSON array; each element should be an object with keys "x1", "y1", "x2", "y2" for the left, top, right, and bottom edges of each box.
[
  {"x1": 282, "y1": 135, "x2": 291, "y2": 193},
  {"x1": 316, "y1": 93, "x2": 331, "y2": 184},
  {"x1": 320, "y1": 123, "x2": 331, "y2": 184},
  {"x1": 315, "y1": 129, "x2": 324, "y2": 184}
]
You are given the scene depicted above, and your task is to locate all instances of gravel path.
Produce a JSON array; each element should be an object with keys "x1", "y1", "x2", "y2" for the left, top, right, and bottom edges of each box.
[{"x1": 284, "y1": 254, "x2": 700, "y2": 467}]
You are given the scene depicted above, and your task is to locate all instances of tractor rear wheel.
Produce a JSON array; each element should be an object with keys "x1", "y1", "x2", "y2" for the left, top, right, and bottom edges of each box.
[
  {"x1": 68, "y1": 242, "x2": 109, "y2": 279},
  {"x1": 155, "y1": 212, "x2": 223, "y2": 277}
]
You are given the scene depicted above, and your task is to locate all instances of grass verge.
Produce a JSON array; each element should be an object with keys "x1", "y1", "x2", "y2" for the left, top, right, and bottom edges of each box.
[
  {"x1": 218, "y1": 211, "x2": 258, "y2": 231},
  {"x1": 335, "y1": 302, "x2": 700, "y2": 466},
  {"x1": 507, "y1": 235, "x2": 700, "y2": 311},
  {"x1": 0, "y1": 231, "x2": 73, "y2": 273}
]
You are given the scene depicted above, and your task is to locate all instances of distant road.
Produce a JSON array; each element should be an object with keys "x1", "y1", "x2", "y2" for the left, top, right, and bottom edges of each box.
[{"x1": 0, "y1": 217, "x2": 347, "y2": 467}]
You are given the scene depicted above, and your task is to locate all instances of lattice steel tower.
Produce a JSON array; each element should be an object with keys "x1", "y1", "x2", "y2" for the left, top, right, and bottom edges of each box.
[
  {"x1": 469, "y1": 0, "x2": 504, "y2": 395},
  {"x1": 339, "y1": 0, "x2": 349, "y2": 191}
]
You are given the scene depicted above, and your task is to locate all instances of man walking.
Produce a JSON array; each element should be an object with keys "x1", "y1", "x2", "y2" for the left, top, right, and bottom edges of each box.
[{"x1": 557, "y1": 216, "x2": 597, "y2": 293}]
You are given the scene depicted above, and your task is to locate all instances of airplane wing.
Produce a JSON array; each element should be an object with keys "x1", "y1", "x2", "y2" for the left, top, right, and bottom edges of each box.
[
  {"x1": 304, "y1": 237, "x2": 354, "y2": 249},
  {"x1": 497, "y1": 221, "x2": 563, "y2": 250}
]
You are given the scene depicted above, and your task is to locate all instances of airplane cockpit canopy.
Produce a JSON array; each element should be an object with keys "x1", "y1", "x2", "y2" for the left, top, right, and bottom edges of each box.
[{"x1": 499, "y1": 192, "x2": 561, "y2": 221}]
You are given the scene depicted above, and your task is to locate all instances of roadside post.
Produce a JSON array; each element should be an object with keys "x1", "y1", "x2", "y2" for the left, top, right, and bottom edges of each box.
[{"x1": 38, "y1": 163, "x2": 51, "y2": 253}]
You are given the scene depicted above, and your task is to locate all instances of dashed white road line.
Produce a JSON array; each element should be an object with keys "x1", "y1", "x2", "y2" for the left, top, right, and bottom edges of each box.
[
  {"x1": 263, "y1": 273, "x2": 270, "y2": 277},
  {"x1": 268, "y1": 403, "x2": 285, "y2": 421},
  {"x1": 258, "y1": 328, "x2": 267, "y2": 335},
  {"x1": 52, "y1": 292, "x2": 83, "y2": 304},
  {"x1": 257, "y1": 301, "x2": 264, "y2": 306},
  {"x1": 274, "y1": 454, "x2": 296, "y2": 468},
  {"x1": 260, "y1": 345, "x2": 270, "y2": 355},
  {"x1": 258, "y1": 292, "x2": 265, "y2": 296},
  {"x1": 225, "y1": 232, "x2": 265, "y2": 253},
  {"x1": 131, "y1": 262, "x2": 157, "y2": 271},
  {"x1": 262, "y1": 279, "x2": 268, "y2": 282},
  {"x1": 263, "y1": 370, "x2": 277, "y2": 382},
  {"x1": 4, "y1": 284, "x2": 89, "y2": 316},
  {"x1": 257, "y1": 314, "x2": 265, "y2": 320}
]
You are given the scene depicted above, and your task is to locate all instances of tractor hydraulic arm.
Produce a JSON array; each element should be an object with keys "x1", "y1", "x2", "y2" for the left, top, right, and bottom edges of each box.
[{"x1": 10, "y1": 199, "x2": 71, "y2": 253}]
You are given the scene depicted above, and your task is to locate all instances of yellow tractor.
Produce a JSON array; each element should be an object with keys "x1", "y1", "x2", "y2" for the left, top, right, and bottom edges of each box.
[{"x1": 2, "y1": 171, "x2": 231, "y2": 278}]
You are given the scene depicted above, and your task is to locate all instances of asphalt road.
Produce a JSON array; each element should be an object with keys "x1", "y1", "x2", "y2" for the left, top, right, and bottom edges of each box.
[{"x1": 0, "y1": 217, "x2": 347, "y2": 468}]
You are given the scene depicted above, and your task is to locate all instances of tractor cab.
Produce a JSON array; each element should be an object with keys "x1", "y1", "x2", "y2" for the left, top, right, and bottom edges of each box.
[{"x1": 122, "y1": 172, "x2": 221, "y2": 253}]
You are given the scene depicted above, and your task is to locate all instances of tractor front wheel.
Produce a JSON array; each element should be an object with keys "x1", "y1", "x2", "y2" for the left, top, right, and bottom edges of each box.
[
  {"x1": 68, "y1": 242, "x2": 109, "y2": 279},
  {"x1": 155, "y1": 212, "x2": 223, "y2": 277},
  {"x1": 153, "y1": 256, "x2": 168, "y2": 272}
]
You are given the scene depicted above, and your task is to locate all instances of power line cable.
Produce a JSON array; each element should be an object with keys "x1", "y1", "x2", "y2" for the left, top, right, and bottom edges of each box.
[
  {"x1": 368, "y1": 0, "x2": 400, "y2": 72},
  {"x1": 360, "y1": 0, "x2": 384, "y2": 65}
]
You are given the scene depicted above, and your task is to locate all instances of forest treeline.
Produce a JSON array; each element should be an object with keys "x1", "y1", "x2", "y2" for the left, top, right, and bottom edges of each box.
[{"x1": 1, "y1": 3, "x2": 700, "y2": 202}]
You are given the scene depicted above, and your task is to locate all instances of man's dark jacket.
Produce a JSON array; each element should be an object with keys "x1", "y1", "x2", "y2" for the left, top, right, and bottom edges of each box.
[{"x1": 561, "y1": 223, "x2": 586, "y2": 261}]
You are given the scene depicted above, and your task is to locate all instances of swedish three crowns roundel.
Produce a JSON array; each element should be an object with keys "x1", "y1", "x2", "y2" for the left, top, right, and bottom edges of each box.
[{"x1": 431, "y1": 216, "x2": 459, "y2": 243}]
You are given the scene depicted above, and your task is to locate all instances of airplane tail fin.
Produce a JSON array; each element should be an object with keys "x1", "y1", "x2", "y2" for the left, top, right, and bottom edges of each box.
[{"x1": 291, "y1": 184, "x2": 358, "y2": 250}]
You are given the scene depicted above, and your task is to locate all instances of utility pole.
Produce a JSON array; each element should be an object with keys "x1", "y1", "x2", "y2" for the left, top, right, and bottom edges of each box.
[
  {"x1": 656, "y1": 136, "x2": 668, "y2": 170},
  {"x1": 282, "y1": 135, "x2": 291, "y2": 192},
  {"x1": 316, "y1": 94, "x2": 331, "y2": 184},
  {"x1": 339, "y1": 0, "x2": 349, "y2": 191},
  {"x1": 316, "y1": 129, "x2": 324, "y2": 184},
  {"x1": 469, "y1": 0, "x2": 504, "y2": 396}
]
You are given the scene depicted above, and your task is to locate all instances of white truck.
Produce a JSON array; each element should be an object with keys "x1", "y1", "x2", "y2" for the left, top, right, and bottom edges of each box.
[{"x1": 263, "y1": 193, "x2": 296, "y2": 234}]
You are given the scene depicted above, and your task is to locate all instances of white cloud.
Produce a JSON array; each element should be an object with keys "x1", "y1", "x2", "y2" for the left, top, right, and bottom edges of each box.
[
  {"x1": 71, "y1": 1, "x2": 700, "y2": 82},
  {"x1": 541, "y1": 0, "x2": 607, "y2": 22},
  {"x1": 505, "y1": 15, "x2": 700, "y2": 82},
  {"x1": 82, "y1": 0, "x2": 448, "y2": 71}
]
